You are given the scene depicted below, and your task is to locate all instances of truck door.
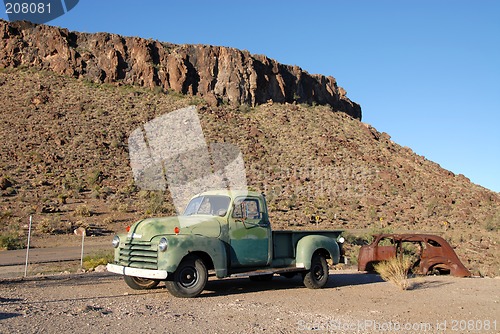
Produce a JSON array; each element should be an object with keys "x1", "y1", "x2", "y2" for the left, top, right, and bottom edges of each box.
[{"x1": 228, "y1": 196, "x2": 271, "y2": 267}]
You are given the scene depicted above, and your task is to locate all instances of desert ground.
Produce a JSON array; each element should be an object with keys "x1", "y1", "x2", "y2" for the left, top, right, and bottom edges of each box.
[{"x1": 1, "y1": 268, "x2": 498, "y2": 334}]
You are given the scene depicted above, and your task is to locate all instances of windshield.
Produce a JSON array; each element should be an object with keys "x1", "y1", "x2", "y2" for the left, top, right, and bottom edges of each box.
[{"x1": 183, "y1": 195, "x2": 231, "y2": 217}]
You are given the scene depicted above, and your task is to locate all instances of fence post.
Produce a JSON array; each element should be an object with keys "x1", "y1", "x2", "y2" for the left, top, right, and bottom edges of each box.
[
  {"x1": 74, "y1": 227, "x2": 86, "y2": 268},
  {"x1": 24, "y1": 215, "x2": 32, "y2": 278},
  {"x1": 80, "y1": 231, "x2": 85, "y2": 267}
]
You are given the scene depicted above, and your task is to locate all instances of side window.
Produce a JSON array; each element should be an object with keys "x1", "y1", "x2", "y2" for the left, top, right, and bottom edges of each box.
[
  {"x1": 232, "y1": 198, "x2": 261, "y2": 219},
  {"x1": 378, "y1": 237, "x2": 395, "y2": 247},
  {"x1": 427, "y1": 239, "x2": 442, "y2": 248},
  {"x1": 246, "y1": 199, "x2": 260, "y2": 219}
]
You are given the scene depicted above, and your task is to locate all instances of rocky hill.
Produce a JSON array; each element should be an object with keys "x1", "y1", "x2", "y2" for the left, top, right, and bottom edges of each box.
[
  {"x1": 0, "y1": 21, "x2": 498, "y2": 276},
  {"x1": 0, "y1": 20, "x2": 361, "y2": 119}
]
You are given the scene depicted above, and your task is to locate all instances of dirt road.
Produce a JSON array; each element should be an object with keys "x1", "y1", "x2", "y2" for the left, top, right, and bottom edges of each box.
[
  {"x1": 0, "y1": 236, "x2": 111, "y2": 279},
  {"x1": 1, "y1": 270, "x2": 498, "y2": 333}
]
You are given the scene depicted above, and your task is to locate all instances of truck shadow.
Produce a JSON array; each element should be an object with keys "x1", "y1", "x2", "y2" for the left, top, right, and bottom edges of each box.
[
  {"x1": 200, "y1": 272, "x2": 384, "y2": 297},
  {"x1": 330, "y1": 272, "x2": 384, "y2": 288},
  {"x1": 0, "y1": 312, "x2": 22, "y2": 320}
]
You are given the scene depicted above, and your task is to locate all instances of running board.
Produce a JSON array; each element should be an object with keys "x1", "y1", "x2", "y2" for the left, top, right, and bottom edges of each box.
[{"x1": 230, "y1": 266, "x2": 305, "y2": 278}]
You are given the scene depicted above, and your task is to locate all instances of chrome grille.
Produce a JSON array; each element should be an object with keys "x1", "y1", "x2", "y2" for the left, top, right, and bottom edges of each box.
[{"x1": 118, "y1": 240, "x2": 158, "y2": 270}]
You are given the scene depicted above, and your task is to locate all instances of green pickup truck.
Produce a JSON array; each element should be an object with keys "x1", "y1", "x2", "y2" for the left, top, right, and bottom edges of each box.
[{"x1": 107, "y1": 190, "x2": 344, "y2": 298}]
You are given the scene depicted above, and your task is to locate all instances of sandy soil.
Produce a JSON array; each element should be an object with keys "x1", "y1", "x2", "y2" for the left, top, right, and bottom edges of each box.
[{"x1": 1, "y1": 270, "x2": 498, "y2": 333}]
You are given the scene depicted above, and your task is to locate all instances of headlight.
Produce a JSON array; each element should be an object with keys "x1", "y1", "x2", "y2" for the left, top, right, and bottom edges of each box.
[
  {"x1": 158, "y1": 237, "x2": 168, "y2": 252},
  {"x1": 338, "y1": 237, "x2": 345, "y2": 244},
  {"x1": 112, "y1": 235, "x2": 120, "y2": 248}
]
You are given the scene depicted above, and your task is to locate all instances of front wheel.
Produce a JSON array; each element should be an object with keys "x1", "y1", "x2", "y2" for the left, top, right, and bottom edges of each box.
[
  {"x1": 165, "y1": 255, "x2": 207, "y2": 298},
  {"x1": 303, "y1": 253, "x2": 329, "y2": 289},
  {"x1": 124, "y1": 276, "x2": 160, "y2": 290}
]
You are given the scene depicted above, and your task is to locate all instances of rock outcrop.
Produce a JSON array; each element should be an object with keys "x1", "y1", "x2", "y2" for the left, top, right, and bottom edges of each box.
[{"x1": 0, "y1": 19, "x2": 361, "y2": 119}]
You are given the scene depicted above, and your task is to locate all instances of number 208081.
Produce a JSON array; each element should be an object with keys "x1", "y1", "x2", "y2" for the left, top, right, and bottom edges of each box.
[{"x1": 5, "y1": 2, "x2": 52, "y2": 14}]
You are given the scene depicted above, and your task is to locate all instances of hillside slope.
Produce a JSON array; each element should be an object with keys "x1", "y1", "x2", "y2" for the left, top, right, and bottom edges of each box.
[{"x1": 0, "y1": 68, "x2": 498, "y2": 276}]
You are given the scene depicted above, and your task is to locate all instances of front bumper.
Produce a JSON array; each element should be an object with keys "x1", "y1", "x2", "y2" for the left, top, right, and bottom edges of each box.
[{"x1": 106, "y1": 263, "x2": 168, "y2": 280}]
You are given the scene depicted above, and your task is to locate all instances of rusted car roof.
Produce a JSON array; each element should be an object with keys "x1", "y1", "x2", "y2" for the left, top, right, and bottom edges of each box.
[{"x1": 358, "y1": 234, "x2": 471, "y2": 277}]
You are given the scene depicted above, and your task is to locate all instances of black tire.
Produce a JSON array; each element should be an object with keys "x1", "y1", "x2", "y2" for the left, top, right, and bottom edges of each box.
[
  {"x1": 249, "y1": 274, "x2": 274, "y2": 282},
  {"x1": 165, "y1": 255, "x2": 207, "y2": 298},
  {"x1": 303, "y1": 253, "x2": 329, "y2": 289},
  {"x1": 123, "y1": 276, "x2": 160, "y2": 290}
]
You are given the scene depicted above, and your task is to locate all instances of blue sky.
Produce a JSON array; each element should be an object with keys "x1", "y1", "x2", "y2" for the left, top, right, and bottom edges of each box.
[{"x1": 2, "y1": 1, "x2": 499, "y2": 192}]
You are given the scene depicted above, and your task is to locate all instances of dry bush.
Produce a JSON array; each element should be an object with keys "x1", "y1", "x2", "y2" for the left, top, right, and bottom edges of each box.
[
  {"x1": 374, "y1": 256, "x2": 413, "y2": 290},
  {"x1": 82, "y1": 251, "x2": 114, "y2": 271},
  {"x1": 74, "y1": 205, "x2": 91, "y2": 217},
  {"x1": 484, "y1": 211, "x2": 500, "y2": 232},
  {"x1": 0, "y1": 232, "x2": 24, "y2": 250},
  {"x1": 37, "y1": 217, "x2": 73, "y2": 234}
]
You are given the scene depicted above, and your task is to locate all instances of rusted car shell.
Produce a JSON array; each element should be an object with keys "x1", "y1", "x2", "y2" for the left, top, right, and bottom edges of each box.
[{"x1": 358, "y1": 234, "x2": 471, "y2": 277}]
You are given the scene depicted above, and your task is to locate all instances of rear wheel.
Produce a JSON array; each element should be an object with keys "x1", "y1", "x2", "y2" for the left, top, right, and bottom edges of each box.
[
  {"x1": 165, "y1": 255, "x2": 207, "y2": 298},
  {"x1": 123, "y1": 276, "x2": 160, "y2": 290},
  {"x1": 303, "y1": 253, "x2": 329, "y2": 289}
]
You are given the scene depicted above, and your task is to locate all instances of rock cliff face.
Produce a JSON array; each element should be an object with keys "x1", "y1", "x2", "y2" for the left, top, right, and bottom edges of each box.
[{"x1": 0, "y1": 20, "x2": 361, "y2": 119}]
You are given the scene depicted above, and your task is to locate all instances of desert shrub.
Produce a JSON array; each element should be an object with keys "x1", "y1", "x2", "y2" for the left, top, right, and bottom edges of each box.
[
  {"x1": 87, "y1": 169, "x2": 103, "y2": 186},
  {"x1": 0, "y1": 233, "x2": 24, "y2": 250},
  {"x1": 63, "y1": 174, "x2": 85, "y2": 192},
  {"x1": 340, "y1": 232, "x2": 370, "y2": 266},
  {"x1": 117, "y1": 203, "x2": 130, "y2": 213},
  {"x1": 342, "y1": 231, "x2": 371, "y2": 246},
  {"x1": 237, "y1": 104, "x2": 252, "y2": 113},
  {"x1": 38, "y1": 217, "x2": 73, "y2": 234},
  {"x1": 57, "y1": 193, "x2": 68, "y2": 204},
  {"x1": 82, "y1": 251, "x2": 114, "y2": 270},
  {"x1": 328, "y1": 231, "x2": 384, "y2": 267},
  {"x1": 102, "y1": 216, "x2": 115, "y2": 225},
  {"x1": 189, "y1": 95, "x2": 205, "y2": 105},
  {"x1": 0, "y1": 209, "x2": 12, "y2": 220},
  {"x1": 100, "y1": 187, "x2": 112, "y2": 199},
  {"x1": 91, "y1": 185, "x2": 113, "y2": 200},
  {"x1": 362, "y1": 227, "x2": 394, "y2": 244},
  {"x1": 74, "y1": 205, "x2": 92, "y2": 217},
  {"x1": 374, "y1": 256, "x2": 413, "y2": 290},
  {"x1": 90, "y1": 188, "x2": 101, "y2": 199},
  {"x1": 484, "y1": 211, "x2": 499, "y2": 232},
  {"x1": 119, "y1": 182, "x2": 138, "y2": 198},
  {"x1": 166, "y1": 88, "x2": 184, "y2": 98},
  {"x1": 145, "y1": 191, "x2": 166, "y2": 215}
]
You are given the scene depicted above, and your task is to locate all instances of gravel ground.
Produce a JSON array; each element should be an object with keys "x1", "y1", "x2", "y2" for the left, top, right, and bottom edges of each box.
[{"x1": 1, "y1": 270, "x2": 498, "y2": 334}]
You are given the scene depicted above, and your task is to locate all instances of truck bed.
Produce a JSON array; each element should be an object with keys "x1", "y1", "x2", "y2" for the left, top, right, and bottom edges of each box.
[{"x1": 272, "y1": 230, "x2": 343, "y2": 260}]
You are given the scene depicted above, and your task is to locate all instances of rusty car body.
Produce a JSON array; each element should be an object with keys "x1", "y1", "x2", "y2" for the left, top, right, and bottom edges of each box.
[{"x1": 358, "y1": 234, "x2": 471, "y2": 277}]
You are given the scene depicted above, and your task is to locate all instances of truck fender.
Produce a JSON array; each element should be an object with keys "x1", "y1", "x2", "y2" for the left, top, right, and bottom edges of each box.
[
  {"x1": 295, "y1": 235, "x2": 340, "y2": 270},
  {"x1": 159, "y1": 235, "x2": 228, "y2": 278}
]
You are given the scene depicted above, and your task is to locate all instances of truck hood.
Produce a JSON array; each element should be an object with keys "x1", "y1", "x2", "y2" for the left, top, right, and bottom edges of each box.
[{"x1": 127, "y1": 215, "x2": 222, "y2": 241}]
